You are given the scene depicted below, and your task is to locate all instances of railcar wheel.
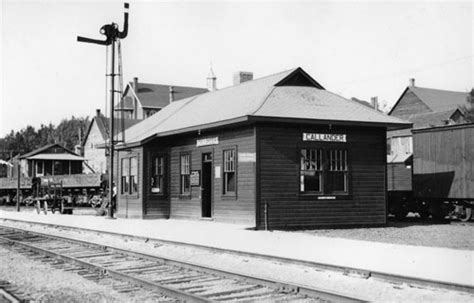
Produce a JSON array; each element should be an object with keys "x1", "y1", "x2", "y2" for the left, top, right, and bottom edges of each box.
[{"x1": 459, "y1": 207, "x2": 472, "y2": 222}]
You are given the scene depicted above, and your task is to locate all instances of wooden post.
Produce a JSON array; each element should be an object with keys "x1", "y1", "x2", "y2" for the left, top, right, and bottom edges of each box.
[
  {"x1": 107, "y1": 39, "x2": 115, "y2": 219},
  {"x1": 16, "y1": 161, "x2": 20, "y2": 212}
]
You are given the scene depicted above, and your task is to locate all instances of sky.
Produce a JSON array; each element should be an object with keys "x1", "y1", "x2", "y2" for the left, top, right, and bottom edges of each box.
[{"x1": 0, "y1": 0, "x2": 472, "y2": 137}]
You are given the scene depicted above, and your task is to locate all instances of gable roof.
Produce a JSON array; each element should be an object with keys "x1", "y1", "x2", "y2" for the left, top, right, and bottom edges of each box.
[
  {"x1": 389, "y1": 86, "x2": 468, "y2": 115},
  {"x1": 120, "y1": 82, "x2": 208, "y2": 110},
  {"x1": 19, "y1": 143, "x2": 78, "y2": 160},
  {"x1": 119, "y1": 67, "x2": 411, "y2": 147},
  {"x1": 83, "y1": 113, "x2": 142, "y2": 146}
]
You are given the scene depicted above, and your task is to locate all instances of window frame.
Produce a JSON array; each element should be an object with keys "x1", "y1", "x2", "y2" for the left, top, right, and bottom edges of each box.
[
  {"x1": 150, "y1": 154, "x2": 166, "y2": 195},
  {"x1": 179, "y1": 152, "x2": 191, "y2": 196},
  {"x1": 223, "y1": 148, "x2": 237, "y2": 196},
  {"x1": 120, "y1": 154, "x2": 139, "y2": 197},
  {"x1": 299, "y1": 144, "x2": 351, "y2": 197}
]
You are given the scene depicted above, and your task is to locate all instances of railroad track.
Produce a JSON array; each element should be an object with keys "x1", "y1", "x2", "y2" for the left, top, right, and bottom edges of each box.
[{"x1": 0, "y1": 225, "x2": 364, "y2": 302}]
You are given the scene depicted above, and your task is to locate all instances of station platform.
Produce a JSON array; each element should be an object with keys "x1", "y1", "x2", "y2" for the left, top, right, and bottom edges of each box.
[{"x1": 0, "y1": 209, "x2": 472, "y2": 288}]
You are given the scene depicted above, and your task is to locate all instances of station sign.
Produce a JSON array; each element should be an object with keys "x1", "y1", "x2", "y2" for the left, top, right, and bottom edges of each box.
[
  {"x1": 196, "y1": 137, "x2": 219, "y2": 147},
  {"x1": 302, "y1": 133, "x2": 346, "y2": 143}
]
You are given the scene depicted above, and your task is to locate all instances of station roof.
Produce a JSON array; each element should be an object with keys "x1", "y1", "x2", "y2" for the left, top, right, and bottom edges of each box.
[{"x1": 119, "y1": 67, "x2": 411, "y2": 147}]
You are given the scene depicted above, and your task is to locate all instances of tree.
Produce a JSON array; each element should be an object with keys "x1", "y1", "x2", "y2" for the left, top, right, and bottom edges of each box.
[{"x1": 464, "y1": 88, "x2": 474, "y2": 122}]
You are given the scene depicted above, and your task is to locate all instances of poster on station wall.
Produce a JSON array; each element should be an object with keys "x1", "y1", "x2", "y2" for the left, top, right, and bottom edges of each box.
[{"x1": 190, "y1": 170, "x2": 200, "y2": 186}]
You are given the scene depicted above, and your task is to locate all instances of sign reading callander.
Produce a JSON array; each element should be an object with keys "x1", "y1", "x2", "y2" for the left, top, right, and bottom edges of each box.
[{"x1": 302, "y1": 133, "x2": 347, "y2": 142}]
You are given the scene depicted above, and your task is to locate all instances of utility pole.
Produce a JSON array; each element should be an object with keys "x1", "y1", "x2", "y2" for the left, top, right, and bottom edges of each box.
[{"x1": 77, "y1": 3, "x2": 129, "y2": 219}]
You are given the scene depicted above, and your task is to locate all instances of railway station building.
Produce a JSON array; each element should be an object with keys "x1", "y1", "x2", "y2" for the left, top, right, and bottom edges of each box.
[{"x1": 115, "y1": 67, "x2": 410, "y2": 229}]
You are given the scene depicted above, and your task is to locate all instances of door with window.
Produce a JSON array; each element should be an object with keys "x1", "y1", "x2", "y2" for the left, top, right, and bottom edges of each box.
[{"x1": 201, "y1": 153, "x2": 213, "y2": 218}]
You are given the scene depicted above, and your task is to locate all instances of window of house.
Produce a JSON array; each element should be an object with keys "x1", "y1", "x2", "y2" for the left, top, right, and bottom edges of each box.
[
  {"x1": 121, "y1": 156, "x2": 138, "y2": 195},
  {"x1": 180, "y1": 154, "x2": 190, "y2": 194},
  {"x1": 223, "y1": 149, "x2": 236, "y2": 194},
  {"x1": 151, "y1": 155, "x2": 164, "y2": 194},
  {"x1": 327, "y1": 149, "x2": 348, "y2": 193},
  {"x1": 300, "y1": 149, "x2": 323, "y2": 193},
  {"x1": 121, "y1": 158, "x2": 129, "y2": 194},
  {"x1": 36, "y1": 161, "x2": 43, "y2": 175},
  {"x1": 300, "y1": 148, "x2": 348, "y2": 195},
  {"x1": 130, "y1": 157, "x2": 138, "y2": 194}
]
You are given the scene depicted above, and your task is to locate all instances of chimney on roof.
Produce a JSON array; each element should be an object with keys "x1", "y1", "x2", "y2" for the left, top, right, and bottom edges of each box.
[
  {"x1": 409, "y1": 78, "x2": 415, "y2": 87},
  {"x1": 133, "y1": 77, "x2": 139, "y2": 93},
  {"x1": 96, "y1": 109, "x2": 101, "y2": 117},
  {"x1": 169, "y1": 86, "x2": 175, "y2": 103},
  {"x1": 370, "y1": 97, "x2": 379, "y2": 111},
  {"x1": 233, "y1": 71, "x2": 253, "y2": 85},
  {"x1": 207, "y1": 66, "x2": 217, "y2": 91}
]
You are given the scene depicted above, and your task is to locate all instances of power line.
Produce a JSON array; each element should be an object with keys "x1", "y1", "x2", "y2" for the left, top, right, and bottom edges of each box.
[{"x1": 334, "y1": 54, "x2": 473, "y2": 87}]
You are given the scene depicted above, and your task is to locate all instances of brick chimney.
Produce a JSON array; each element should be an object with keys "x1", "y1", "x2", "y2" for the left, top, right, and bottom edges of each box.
[
  {"x1": 133, "y1": 77, "x2": 139, "y2": 93},
  {"x1": 409, "y1": 78, "x2": 415, "y2": 87},
  {"x1": 370, "y1": 97, "x2": 379, "y2": 111},
  {"x1": 233, "y1": 71, "x2": 253, "y2": 85},
  {"x1": 169, "y1": 86, "x2": 175, "y2": 103}
]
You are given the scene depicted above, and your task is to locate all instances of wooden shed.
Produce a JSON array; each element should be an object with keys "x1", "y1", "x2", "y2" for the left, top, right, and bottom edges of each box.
[{"x1": 115, "y1": 67, "x2": 410, "y2": 229}]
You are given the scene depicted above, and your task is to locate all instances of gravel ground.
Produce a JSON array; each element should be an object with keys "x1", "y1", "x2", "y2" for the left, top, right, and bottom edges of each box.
[
  {"x1": 1, "y1": 220, "x2": 473, "y2": 303},
  {"x1": 0, "y1": 245, "x2": 172, "y2": 302},
  {"x1": 294, "y1": 218, "x2": 474, "y2": 250}
]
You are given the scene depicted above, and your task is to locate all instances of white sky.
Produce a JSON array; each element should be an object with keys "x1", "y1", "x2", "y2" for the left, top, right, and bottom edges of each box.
[{"x1": 1, "y1": 0, "x2": 472, "y2": 137}]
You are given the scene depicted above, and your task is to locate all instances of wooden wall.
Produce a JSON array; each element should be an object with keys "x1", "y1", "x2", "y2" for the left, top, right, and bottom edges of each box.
[
  {"x1": 413, "y1": 124, "x2": 474, "y2": 199},
  {"x1": 390, "y1": 89, "x2": 432, "y2": 119},
  {"x1": 387, "y1": 163, "x2": 412, "y2": 191},
  {"x1": 142, "y1": 125, "x2": 256, "y2": 225},
  {"x1": 257, "y1": 123, "x2": 387, "y2": 229}
]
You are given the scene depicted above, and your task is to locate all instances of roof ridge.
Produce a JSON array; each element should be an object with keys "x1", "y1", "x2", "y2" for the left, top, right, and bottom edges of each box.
[
  {"x1": 410, "y1": 86, "x2": 468, "y2": 94},
  {"x1": 137, "y1": 82, "x2": 207, "y2": 90},
  {"x1": 216, "y1": 68, "x2": 297, "y2": 92},
  {"x1": 251, "y1": 86, "x2": 278, "y2": 115}
]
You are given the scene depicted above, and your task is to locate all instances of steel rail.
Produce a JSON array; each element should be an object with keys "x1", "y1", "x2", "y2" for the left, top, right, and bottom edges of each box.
[
  {"x1": 0, "y1": 224, "x2": 366, "y2": 303},
  {"x1": 2, "y1": 217, "x2": 472, "y2": 293}
]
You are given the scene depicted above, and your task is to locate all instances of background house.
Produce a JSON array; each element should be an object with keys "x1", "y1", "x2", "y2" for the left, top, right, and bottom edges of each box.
[{"x1": 118, "y1": 77, "x2": 209, "y2": 119}]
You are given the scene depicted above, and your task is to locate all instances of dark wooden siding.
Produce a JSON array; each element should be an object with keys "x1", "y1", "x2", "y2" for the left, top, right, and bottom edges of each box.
[
  {"x1": 116, "y1": 147, "x2": 144, "y2": 219},
  {"x1": 258, "y1": 124, "x2": 387, "y2": 229},
  {"x1": 142, "y1": 125, "x2": 256, "y2": 225},
  {"x1": 391, "y1": 90, "x2": 432, "y2": 119},
  {"x1": 387, "y1": 163, "x2": 412, "y2": 191},
  {"x1": 413, "y1": 124, "x2": 474, "y2": 199}
]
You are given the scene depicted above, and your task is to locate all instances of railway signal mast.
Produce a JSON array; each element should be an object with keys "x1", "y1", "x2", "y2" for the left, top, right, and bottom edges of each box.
[{"x1": 77, "y1": 2, "x2": 129, "y2": 218}]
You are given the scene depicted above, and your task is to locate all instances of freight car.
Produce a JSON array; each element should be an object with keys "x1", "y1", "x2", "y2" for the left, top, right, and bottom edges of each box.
[{"x1": 388, "y1": 123, "x2": 474, "y2": 221}]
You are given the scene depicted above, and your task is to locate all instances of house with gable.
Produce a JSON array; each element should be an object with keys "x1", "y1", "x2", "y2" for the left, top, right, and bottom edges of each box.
[
  {"x1": 118, "y1": 77, "x2": 209, "y2": 119},
  {"x1": 387, "y1": 78, "x2": 469, "y2": 159},
  {"x1": 114, "y1": 67, "x2": 410, "y2": 229}
]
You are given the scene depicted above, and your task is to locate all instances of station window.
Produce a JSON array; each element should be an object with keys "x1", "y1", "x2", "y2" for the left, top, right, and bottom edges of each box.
[
  {"x1": 300, "y1": 148, "x2": 348, "y2": 195},
  {"x1": 121, "y1": 156, "x2": 138, "y2": 195},
  {"x1": 151, "y1": 155, "x2": 165, "y2": 194},
  {"x1": 223, "y1": 149, "x2": 236, "y2": 194},
  {"x1": 180, "y1": 154, "x2": 190, "y2": 194},
  {"x1": 121, "y1": 158, "x2": 129, "y2": 194}
]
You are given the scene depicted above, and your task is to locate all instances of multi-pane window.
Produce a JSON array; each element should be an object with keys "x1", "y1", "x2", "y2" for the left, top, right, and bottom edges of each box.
[
  {"x1": 327, "y1": 149, "x2": 348, "y2": 193},
  {"x1": 180, "y1": 154, "x2": 190, "y2": 194},
  {"x1": 130, "y1": 157, "x2": 138, "y2": 194},
  {"x1": 223, "y1": 150, "x2": 236, "y2": 194},
  {"x1": 121, "y1": 158, "x2": 129, "y2": 194},
  {"x1": 121, "y1": 156, "x2": 138, "y2": 195},
  {"x1": 151, "y1": 155, "x2": 164, "y2": 194},
  {"x1": 300, "y1": 149, "x2": 323, "y2": 193},
  {"x1": 300, "y1": 148, "x2": 349, "y2": 195}
]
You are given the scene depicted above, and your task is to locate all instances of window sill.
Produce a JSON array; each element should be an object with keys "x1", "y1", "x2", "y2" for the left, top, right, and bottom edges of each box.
[
  {"x1": 120, "y1": 194, "x2": 139, "y2": 199},
  {"x1": 299, "y1": 193, "x2": 352, "y2": 200}
]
